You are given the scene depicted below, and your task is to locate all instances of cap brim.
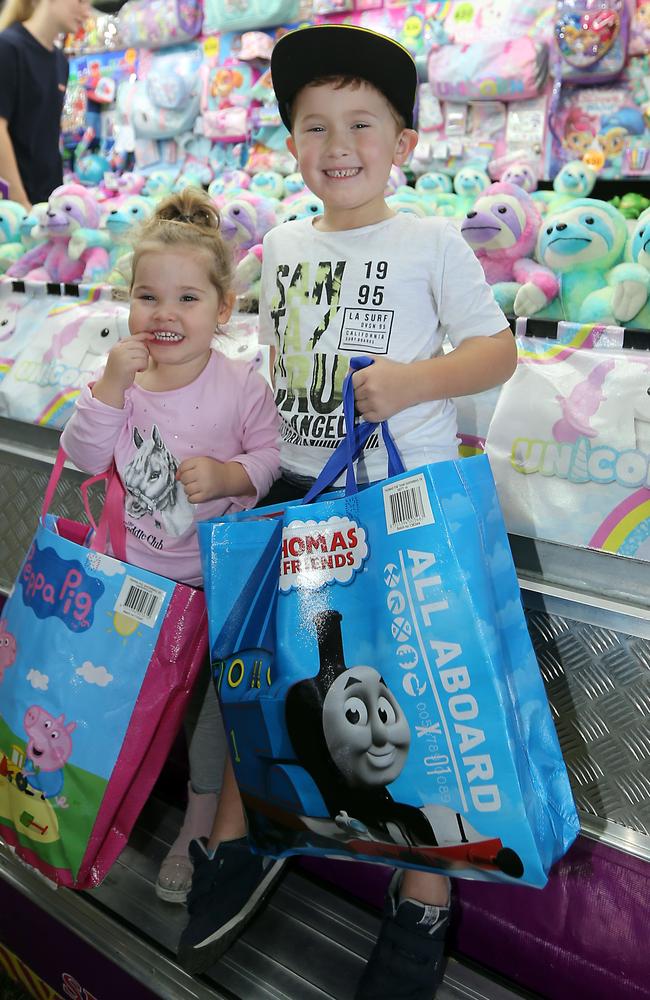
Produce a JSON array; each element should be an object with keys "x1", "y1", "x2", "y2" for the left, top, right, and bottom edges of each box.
[{"x1": 271, "y1": 24, "x2": 417, "y2": 130}]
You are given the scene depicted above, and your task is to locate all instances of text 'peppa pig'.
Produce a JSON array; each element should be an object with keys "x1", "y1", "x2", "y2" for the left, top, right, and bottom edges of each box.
[{"x1": 20, "y1": 542, "x2": 104, "y2": 632}]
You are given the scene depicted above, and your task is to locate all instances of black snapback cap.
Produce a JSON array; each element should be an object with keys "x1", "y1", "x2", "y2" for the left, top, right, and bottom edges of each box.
[{"x1": 271, "y1": 24, "x2": 418, "y2": 131}]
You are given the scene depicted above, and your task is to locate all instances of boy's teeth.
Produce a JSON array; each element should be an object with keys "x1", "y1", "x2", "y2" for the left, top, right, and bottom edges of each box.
[
  {"x1": 153, "y1": 331, "x2": 183, "y2": 341},
  {"x1": 326, "y1": 168, "x2": 360, "y2": 178}
]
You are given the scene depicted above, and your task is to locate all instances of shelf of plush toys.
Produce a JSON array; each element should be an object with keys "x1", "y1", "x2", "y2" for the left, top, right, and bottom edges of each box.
[{"x1": 1, "y1": 158, "x2": 650, "y2": 434}]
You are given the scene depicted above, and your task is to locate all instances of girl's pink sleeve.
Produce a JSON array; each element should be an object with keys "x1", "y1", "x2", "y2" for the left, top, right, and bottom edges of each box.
[
  {"x1": 194, "y1": 366, "x2": 280, "y2": 519},
  {"x1": 60, "y1": 381, "x2": 128, "y2": 475}
]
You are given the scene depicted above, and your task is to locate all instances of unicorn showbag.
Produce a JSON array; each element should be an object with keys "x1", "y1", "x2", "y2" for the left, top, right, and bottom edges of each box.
[
  {"x1": 0, "y1": 292, "x2": 129, "y2": 429},
  {"x1": 0, "y1": 286, "x2": 53, "y2": 385},
  {"x1": 198, "y1": 363, "x2": 579, "y2": 889},
  {"x1": 485, "y1": 325, "x2": 650, "y2": 560}
]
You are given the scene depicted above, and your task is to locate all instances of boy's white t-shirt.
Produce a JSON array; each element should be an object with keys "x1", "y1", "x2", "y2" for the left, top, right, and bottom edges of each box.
[{"x1": 258, "y1": 213, "x2": 508, "y2": 483}]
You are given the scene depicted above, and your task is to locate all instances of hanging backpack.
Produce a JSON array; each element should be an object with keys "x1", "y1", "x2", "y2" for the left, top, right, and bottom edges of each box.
[
  {"x1": 553, "y1": 0, "x2": 630, "y2": 84},
  {"x1": 203, "y1": 0, "x2": 301, "y2": 34},
  {"x1": 547, "y1": 1, "x2": 632, "y2": 173},
  {"x1": 199, "y1": 61, "x2": 256, "y2": 143}
]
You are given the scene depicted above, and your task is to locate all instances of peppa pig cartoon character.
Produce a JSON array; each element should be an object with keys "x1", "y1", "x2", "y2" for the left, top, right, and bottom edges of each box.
[
  {"x1": 18, "y1": 706, "x2": 76, "y2": 800},
  {"x1": 0, "y1": 619, "x2": 16, "y2": 682}
]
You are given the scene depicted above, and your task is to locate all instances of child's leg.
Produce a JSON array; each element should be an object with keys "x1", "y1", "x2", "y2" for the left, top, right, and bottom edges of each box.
[
  {"x1": 156, "y1": 678, "x2": 226, "y2": 903},
  {"x1": 401, "y1": 869, "x2": 450, "y2": 906},
  {"x1": 188, "y1": 683, "x2": 227, "y2": 800},
  {"x1": 355, "y1": 869, "x2": 451, "y2": 1000},
  {"x1": 177, "y1": 753, "x2": 286, "y2": 973},
  {"x1": 206, "y1": 754, "x2": 247, "y2": 849}
]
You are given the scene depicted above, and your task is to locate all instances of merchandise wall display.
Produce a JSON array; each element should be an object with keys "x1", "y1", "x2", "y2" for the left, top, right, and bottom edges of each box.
[{"x1": 59, "y1": 1, "x2": 650, "y2": 183}]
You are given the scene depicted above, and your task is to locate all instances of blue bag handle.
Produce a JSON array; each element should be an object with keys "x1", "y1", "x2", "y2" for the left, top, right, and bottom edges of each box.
[{"x1": 304, "y1": 356, "x2": 405, "y2": 503}]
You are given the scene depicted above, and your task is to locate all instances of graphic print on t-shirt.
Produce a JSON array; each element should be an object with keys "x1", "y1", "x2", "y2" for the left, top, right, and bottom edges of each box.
[
  {"x1": 270, "y1": 257, "x2": 392, "y2": 452},
  {"x1": 123, "y1": 424, "x2": 194, "y2": 540}
]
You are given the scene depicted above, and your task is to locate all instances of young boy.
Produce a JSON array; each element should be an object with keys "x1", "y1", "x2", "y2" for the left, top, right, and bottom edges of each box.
[{"x1": 178, "y1": 24, "x2": 517, "y2": 999}]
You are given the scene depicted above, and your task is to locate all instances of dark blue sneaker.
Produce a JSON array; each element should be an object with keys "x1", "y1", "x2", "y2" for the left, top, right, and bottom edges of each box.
[
  {"x1": 355, "y1": 873, "x2": 450, "y2": 999},
  {"x1": 177, "y1": 836, "x2": 286, "y2": 974}
]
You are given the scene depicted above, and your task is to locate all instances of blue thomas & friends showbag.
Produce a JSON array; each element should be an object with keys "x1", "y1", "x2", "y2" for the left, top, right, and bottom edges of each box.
[{"x1": 198, "y1": 361, "x2": 579, "y2": 889}]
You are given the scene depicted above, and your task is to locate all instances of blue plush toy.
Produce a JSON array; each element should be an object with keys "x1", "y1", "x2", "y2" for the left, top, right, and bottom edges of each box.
[
  {"x1": 532, "y1": 160, "x2": 597, "y2": 216},
  {"x1": 142, "y1": 169, "x2": 177, "y2": 200},
  {"x1": 623, "y1": 208, "x2": 650, "y2": 329},
  {"x1": 75, "y1": 152, "x2": 111, "y2": 187},
  {"x1": 68, "y1": 194, "x2": 155, "y2": 285},
  {"x1": 19, "y1": 203, "x2": 48, "y2": 252},
  {"x1": 249, "y1": 171, "x2": 285, "y2": 201},
  {"x1": 428, "y1": 166, "x2": 491, "y2": 218},
  {"x1": 512, "y1": 198, "x2": 645, "y2": 324},
  {"x1": 414, "y1": 172, "x2": 453, "y2": 197},
  {"x1": 283, "y1": 172, "x2": 306, "y2": 197},
  {"x1": 173, "y1": 168, "x2": 211, "y2": 192},
  {"x1": 585, "y1": 207, "x2": 650, "y2": 329},
  {"x1": 0, "y1": 201, "x2": 28, "y2": 273},
  {"x1": 386, "y1": 190, "x2": 433, "y2": 218},
  {"x1": 278, "y1": 191, "x2": 323, "y2": 224}
]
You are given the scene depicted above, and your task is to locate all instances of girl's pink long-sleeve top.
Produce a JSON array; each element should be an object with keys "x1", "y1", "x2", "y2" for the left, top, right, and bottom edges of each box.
[{"x1": 61, "y1": 350, "x2": 280, "y2": 586}]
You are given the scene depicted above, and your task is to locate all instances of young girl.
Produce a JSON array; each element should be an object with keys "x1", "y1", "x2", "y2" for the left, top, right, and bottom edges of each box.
[
  {"x1": 60, "y1": 187, "x2": 280, "y2": 904},
  {"x1": 0, "y1": 0, "x2": 90, "y2": 207}
]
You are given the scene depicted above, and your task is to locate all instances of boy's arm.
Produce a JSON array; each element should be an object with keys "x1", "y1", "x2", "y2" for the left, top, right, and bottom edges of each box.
[{"x1": 352, "y1": 329, "x2": 516, "y2": 424}]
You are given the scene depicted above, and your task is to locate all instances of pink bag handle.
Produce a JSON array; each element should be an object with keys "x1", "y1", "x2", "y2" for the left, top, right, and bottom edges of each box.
[
  {"x1": 41, "y1": 448, "x2": 70, "y2": 521},
  {"x1": 42, "y1": 448, "x2": 127, "y2": 563},
  {"x1": 99, "y1": 468, "x2": 127, "y2": 563}
]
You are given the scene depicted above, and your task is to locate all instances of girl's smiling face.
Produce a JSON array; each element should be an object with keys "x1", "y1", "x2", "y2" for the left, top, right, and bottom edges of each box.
[
  {"x1": 287, "y1": 81, "x2": 417, "y2": 231},
  {"x1": 129, "y1": 249, "x2": 233, "y2": 382}
]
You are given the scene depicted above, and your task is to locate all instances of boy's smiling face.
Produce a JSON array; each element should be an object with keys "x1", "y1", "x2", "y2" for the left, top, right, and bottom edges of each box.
[{"x1": 287, "y1": 81, "x2": 417, "y2": 232}]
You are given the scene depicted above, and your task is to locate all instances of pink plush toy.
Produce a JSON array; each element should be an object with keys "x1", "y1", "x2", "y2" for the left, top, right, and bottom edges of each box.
[
  {"x1": 460, "y1": 181, "x2": 542, "y2": 314},
  {"x1": 500, "y1": 161, "x2": 538, "y2": 193},
  {"x1": 460, "y1": 181, "x2": 541, "y2": 284},
  {"x1": 98, "y1": 170, "x2": 147, "y2": 204},
  {"x1": 212, "y1": 190, "x2": 278, "y2": 264},
  {"x1": 7, "y1": 184, "x2": 106, "y2": 284}
]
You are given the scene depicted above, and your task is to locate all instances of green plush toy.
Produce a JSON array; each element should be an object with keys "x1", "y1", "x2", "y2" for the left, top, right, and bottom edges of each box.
[{"x1": 513, "y1": 198, "x2": 648, "y2": 324}]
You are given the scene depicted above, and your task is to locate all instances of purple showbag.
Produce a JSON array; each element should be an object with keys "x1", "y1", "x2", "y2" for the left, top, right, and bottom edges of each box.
[{"x1": 0, "y1": 451, "x2": 208, "y2": 888}]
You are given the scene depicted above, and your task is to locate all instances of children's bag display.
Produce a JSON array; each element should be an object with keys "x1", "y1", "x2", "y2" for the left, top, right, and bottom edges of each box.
[
  {"x1": 117, "y1": 0, "x2": 203, "y2": 49},
  {"x1": 203, "y1": 0, "x2": 301, "y2": 33},
  {"x1": 199, "y1": 360, "x2": 579, "y2": 890},
  {"x1": 0, "y1": 451, "x2": 208, "y2": 888},
  {"x1": 485, "y1": 324, "x2": 650, "y2": 561},
  {"x1": 427, "y1": 37, "x2": 549, "y2": 103}
]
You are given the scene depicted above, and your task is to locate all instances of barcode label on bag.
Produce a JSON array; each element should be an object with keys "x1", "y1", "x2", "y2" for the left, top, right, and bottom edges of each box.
[
  {"x1": 114, "y1": 576, "x2": 166, "y2": 627},
  {"x1": 383, "y1": 475, "x2": 434, "y2": 534}
]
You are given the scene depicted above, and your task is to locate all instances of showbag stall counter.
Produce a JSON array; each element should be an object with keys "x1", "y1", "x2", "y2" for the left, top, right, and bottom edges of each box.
[{"x1": 0, "y1": 314, "x2": 647, "y2": 1000}]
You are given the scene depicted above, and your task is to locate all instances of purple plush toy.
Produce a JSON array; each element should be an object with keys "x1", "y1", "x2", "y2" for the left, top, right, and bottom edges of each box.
[{"x1": 7, "y1": 184, "x2": 105, "y2": 284}]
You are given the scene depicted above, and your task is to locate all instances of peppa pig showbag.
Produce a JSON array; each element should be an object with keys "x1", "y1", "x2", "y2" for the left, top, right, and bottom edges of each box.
[{"x1": 0, "y1": 450, "x2": 207, "y2": 888}]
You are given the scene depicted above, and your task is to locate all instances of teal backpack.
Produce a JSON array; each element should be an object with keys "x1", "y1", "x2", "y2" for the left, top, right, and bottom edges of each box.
[{"x1": 203, "y1": 0, "x2": 301, "y2": 33}]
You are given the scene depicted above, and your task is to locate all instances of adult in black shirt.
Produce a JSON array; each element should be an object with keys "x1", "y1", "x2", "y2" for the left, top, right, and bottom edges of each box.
[{"x1": 0, "y1": 0, "x2": 89, "y2": 208}]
